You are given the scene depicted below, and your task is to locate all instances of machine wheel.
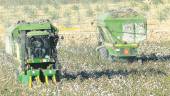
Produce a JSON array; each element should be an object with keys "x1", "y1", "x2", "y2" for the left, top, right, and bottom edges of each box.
[
  {"x1": 98, "y1": 47, "x2": 113, "y2": 62},
  {"x1": 108, "y1": 55, "x2": 114, "y2": 62},
  {"x1": 55, "y1": 61, "x2": 62, "y2": 82},
  {"x1": 138, "y1": 59, "x2": 144, "y2": 64},
  {"x1": 56, "y1": 69, "x2": 61, "y2": 82},
  {"x1": 98, "y1": 47, "x2": 108, "y2": 59}
]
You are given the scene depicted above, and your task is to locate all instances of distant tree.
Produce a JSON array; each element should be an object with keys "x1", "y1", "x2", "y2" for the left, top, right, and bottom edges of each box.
[
  {"x1": 158, "y1": 6, "x2": 170, "y2": 22},
  {"x1": 130, "y1": 0, "x2": 170, "y2": 22},
  {"x1": 80, "y1": 0, "x2": 103, "y2": 3},
  {"x1": 43, "y1": 6, "x2": 49, "y2": 14},
  {"x1": 112, "y1": 0, "x2": 121, "y2": 3},
  {"x1": 50, "y1": 12, "x2": 59, "y2": 20},
  {"x1": 96, "y1": 5, "x2": 102, "y2": 12},
  {"x1": 151, "y1": 0, "x2": 163, "y2": 5},
  {"x1": 23, "y1": 6, "x2": 30, "y2": 13},
  {"x1": 71, "y1": 5, "x2": 80, "y2": 23},
  {"x1": 64, "y1": 11, "x2": 71, "y2": 27},
  {"x1": 52, "y1": 1, "x2": 60, "y2": 9},
  {"x1": 23, "y1": 6, "x2": 36, "y2": 18},
  {"x1": 86, "y1": 9, "x2": 94, "y2": 17},
  {"x1": 72, "y1": 5, "x2": 79, "y2": 11}
]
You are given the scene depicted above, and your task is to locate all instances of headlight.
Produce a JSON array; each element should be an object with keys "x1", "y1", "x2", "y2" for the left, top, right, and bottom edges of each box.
[{"x1": 45, "y1": 55, "x2": 50, "y2": 59}]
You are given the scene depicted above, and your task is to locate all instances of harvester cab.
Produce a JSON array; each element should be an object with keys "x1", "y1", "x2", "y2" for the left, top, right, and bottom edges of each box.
[
  {"x1": 97, "y1": 8, "x2": 147, "y2": 62},
  {"x1": 6, "y1": 20, "x2": 61, "y2": 87}
]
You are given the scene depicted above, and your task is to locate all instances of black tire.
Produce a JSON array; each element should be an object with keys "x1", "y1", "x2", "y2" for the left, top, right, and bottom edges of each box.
[
  {"x1": 98, "y1": 47, "x2": 108, "y2": 59},
  {"x1": 127, "y1": 57, "x2": 136, "y2": 63},
  {"x1": 98, "y1": 47, "x2": 114, "y2": 62},
  {"x1": 138, "y1": 59, "x2": 144, "y2": 64},
  {"x1": 55, "y1": 61, "x2": 62, "y2": 82},
  {"x1": 56, "y1": 69, "x2": 61, "y2": 82}
]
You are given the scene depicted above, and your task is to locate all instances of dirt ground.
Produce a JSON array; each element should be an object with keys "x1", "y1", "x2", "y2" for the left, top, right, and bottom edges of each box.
[{"x1": 0, "y1": 1, "x2": 170, "y2": 96}]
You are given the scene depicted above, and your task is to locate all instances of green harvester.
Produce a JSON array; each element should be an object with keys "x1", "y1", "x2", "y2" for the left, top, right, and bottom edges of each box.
[
  {"x1": 6, "y1": 20, "x2": 61, "y2": 87},
  {"x1": 97, "y1": 8, "x2": 147, "y2": 62}
]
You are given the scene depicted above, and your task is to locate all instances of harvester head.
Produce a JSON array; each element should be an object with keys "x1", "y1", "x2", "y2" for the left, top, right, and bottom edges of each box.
[{"x1": 6, "y1": 20, "x2": 61, "y2": 87}]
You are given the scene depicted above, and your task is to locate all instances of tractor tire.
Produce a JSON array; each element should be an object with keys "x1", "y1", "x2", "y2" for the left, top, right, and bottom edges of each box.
[
  {"x1": 55, "y1": 62, "x2": 62, "y2": 82},
  {"x1": 138, "y1": 59, "x2": 144, "y2": 65},
  {"x1": 98, "y1": 47, "x2": 114, "y2": 62},
  {"x1": 56, "y1": 69, "x2": 61, "y2": 82},
  {"x1": 98, "y1": 47, "x2": 108, "y2": 60},
  {"x1": 108, "y1": 55, "x2": 113, "y2": 62}
]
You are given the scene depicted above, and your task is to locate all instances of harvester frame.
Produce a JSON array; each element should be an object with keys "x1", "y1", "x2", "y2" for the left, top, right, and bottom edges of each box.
[
  {"x1": 6, "y1": 20, "x2": 61, "y2": 87},
  {"x1": 96, "y1": 8, "x2": 147, "y2": 62}
]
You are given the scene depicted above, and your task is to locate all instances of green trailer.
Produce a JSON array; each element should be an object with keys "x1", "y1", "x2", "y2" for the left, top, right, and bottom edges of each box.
[
  {"x1": 5, "y1": 20, "x2": 61, "y2": 87},
  {"x1": 96, "y1": 8, "x2": 147, "y2": 62}
]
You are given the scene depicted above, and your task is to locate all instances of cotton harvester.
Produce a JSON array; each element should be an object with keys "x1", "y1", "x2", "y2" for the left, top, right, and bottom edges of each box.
[
  {"x1": 96, "y1": 8, "x2": 147, "y2": 62},
  {"x1": 5, "y1": 20, "x2": 61, "y2": 87}
]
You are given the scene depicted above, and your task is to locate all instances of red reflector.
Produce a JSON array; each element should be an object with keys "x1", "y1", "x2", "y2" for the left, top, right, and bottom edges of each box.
[{"x1": 124, "y1": 49, "x2": 129, "y2": 55}]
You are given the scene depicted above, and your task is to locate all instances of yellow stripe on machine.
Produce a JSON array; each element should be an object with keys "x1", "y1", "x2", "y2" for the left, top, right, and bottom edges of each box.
[{"x1": 58, "y1": 25, "x2": 79, "y2": 31}]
